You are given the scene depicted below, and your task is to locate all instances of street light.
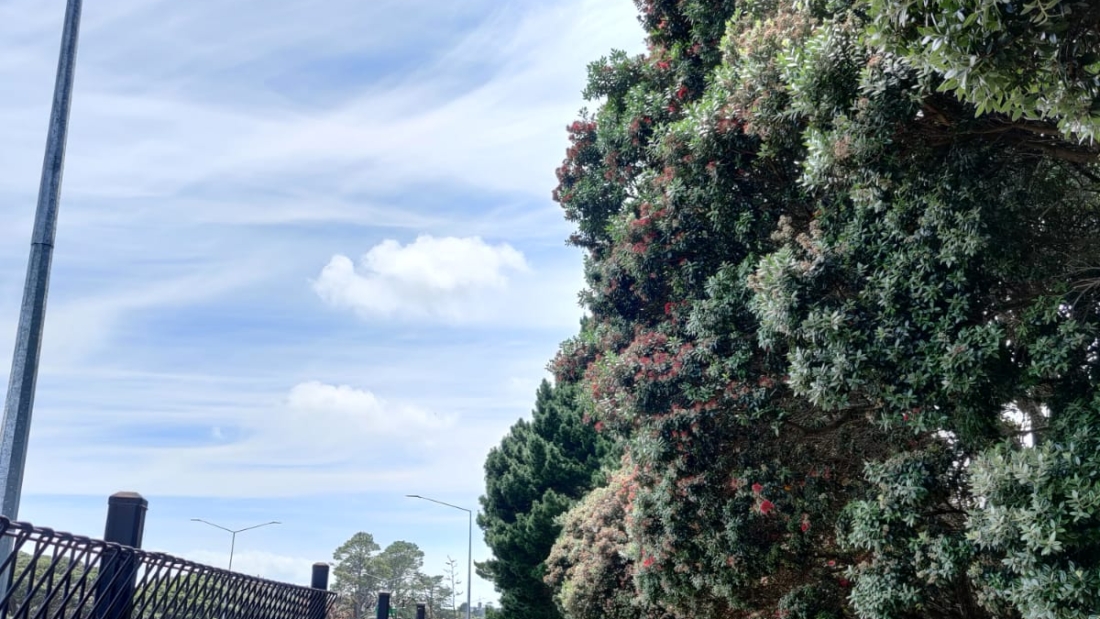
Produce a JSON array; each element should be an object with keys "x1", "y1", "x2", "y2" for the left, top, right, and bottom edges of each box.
[
  {"x1": 406, "y1": 495, "x2": 471, "y2": 619},
  {"x1": 190, "y1": 519, "x2": 280, "y2": 571}
]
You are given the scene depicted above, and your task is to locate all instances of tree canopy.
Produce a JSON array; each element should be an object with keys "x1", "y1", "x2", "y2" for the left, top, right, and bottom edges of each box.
[
  {"x1": 480, "y1": 1, "x2": 1100, "y2": 618},
  {"x1": 331, "y1": 534, "x2": 454, "y2": 619},
  {"x1": 477, "y1": 380, "x2": 612, "y2": 619}
]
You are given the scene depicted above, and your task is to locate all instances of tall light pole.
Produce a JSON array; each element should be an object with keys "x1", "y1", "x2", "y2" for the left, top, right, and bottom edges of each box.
[
  {"x1": 406, "y1": 495, "x2": 471, "y2": 619},
  {"x1": 0, "y1": 0, "x2": 84, "y2": 524},
  {"x1": 191, "y1": 519, "x2": 280, "y2": 571}
]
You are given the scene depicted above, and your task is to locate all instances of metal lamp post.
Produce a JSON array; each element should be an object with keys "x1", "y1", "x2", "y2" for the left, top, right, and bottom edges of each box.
[
  {"x1": 0, "y1": 0, "x2": 83, "y2": 524},
  {"x1": 190, "y1": 519, "x2": 280, "y2": 571},
  {"x1": 406, "y1": 495, "x2": 471, "y2": 619}
]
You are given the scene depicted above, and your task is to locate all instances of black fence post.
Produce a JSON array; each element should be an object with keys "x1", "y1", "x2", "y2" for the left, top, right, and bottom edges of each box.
[
  {"x1": 311, "y1": 562, "x2": 328, "y2": 590},
  {"x1": 308, "y1": 562, "x2": 329, "y2": 619},
  {"x1": 375, "y1": 592, "x2": 391, "y2": 619},
  {"x1": 95, "y1": 492, "x2": 147, "y2": 619},
  {"x1": 415, "y1": 604, "x2": 425, "y2": 619}
]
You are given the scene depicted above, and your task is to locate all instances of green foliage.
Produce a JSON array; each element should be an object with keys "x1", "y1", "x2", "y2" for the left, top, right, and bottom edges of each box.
[
  {"x1": 544, "y1": 465, "x2": 668, "y2": 619},
  {"x1": 842, "y1": 445, "x2": 976, "y2": 618},
  {"x1": 528, "y1": 0, "x2": 1100, "y2": 618},
  {"x1": 477, "y1": 381, "x2": 612, "y2": 619},
  {"x1": 4, "y1": 551, "x2": 98, "y2": 619},
  {"x1": 966, "y1": 401, "x2": 1100, "y2": 618},
  {"x1": 378, "y1": 541, "x2": 427, "y2": 610},
  {"x1": 333, "y1": 532, "x2": 383, "y2": 619},
  {"x1": 332, "y1": 534, "x2": 450, "y2": 619},
  {"x1": 865, "y1": 0, "x2": 1100, "y2": 141}
]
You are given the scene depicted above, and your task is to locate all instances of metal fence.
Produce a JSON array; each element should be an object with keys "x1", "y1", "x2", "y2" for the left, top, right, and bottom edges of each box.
[{"x1": 0, "y1": 518, "x2": 336, "y2": 619}]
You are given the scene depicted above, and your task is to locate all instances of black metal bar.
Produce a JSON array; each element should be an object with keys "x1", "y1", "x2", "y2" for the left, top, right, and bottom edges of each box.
[
  {"x1": 9, "y1": 529, "x2": 52, "y2": 619},
  {"x1": 240, "y1": 578, "x2": 276, "y2": 619},
  {"x1": 307, "y1": 564, "x2": 328, "y2": 619},
  {"x1": 50, "y1": 538, "x2": 95, "y2": 619},
  {"x1": 375, "y1": 593, "x2": 390, "y2": 619},
  {"x1": 25, "y1": 534, "x2": 80, "y2": 619},
  {"x1": 171, "y1": 565, "x2": 216, "y2": 619},
  {"x1": 46, "y1": 536, "x2": 95, "y2": 619},
  {"x1": 65, "y1": 537, "x2": 99, "y2": 619},
  {"x1": 91, "y1": 547, "x2": 138, "y2": 619},
  {"x1": 227, "y1": 572, "x2": 259, "y2": 619},
  {"x1": 207, "y1": 569, "x2": 236, "y2": 619},
  {"x1": 309, "y1": 565, "x2": 327, "y2": 593},
  {"x1": 96, "y1": 493, "x2": 146, "y2": 619},
  {"x1": 130, "y1": 555, "x2": 171, "y2": 619},
  {"x1": 0, "y1": 517, "x2": 336, "y2": 619},
  {"x1": 36, "y1": 540, "x2": 61, "y2": 619},
  {"x1": 151, "y1": 560, "x2": 188, "y2": 619}
]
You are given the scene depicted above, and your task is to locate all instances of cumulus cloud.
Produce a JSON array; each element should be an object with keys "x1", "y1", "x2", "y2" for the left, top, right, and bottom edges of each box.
[{"x1": 313, "y1": 235, "x2": 529, "y2": 321}]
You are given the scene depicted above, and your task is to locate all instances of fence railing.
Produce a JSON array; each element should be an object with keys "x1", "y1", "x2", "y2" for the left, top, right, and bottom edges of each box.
[{"x1": 0, "y1": 496, "x2": 335, "y2": 619}]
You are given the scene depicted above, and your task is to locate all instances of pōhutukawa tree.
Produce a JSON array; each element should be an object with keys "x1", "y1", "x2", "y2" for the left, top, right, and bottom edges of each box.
[{"x1": 542, "y1": 1, "x2": 1100, "y2": 618}]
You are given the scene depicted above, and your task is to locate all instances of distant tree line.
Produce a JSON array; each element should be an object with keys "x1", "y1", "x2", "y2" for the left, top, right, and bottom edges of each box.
[{"x1": 329, "y1": 533, "x2": 463, "y2": 619}]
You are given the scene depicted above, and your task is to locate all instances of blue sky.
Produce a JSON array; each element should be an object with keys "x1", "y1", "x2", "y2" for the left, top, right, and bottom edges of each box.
[{"x1": 0, "y1": 0, "x2": 643, "y2": 604}]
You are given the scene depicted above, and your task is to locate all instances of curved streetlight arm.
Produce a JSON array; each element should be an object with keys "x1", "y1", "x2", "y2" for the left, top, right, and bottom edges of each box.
[
  {"x1": 191, "y1": 518, "x2": 234, "y2": 534},
  {"x1": 191, "y1": 519, "x2": 281, "y2": 534},
  {"x1": 190, "y1": 519, "x2": 281, "y2": 571},
  {"x1": 234, "y1": 520, "x2": 281, "y2": 534},
  {"x1": 404, "y1": 495, "x2": 470, "y2": 514}
]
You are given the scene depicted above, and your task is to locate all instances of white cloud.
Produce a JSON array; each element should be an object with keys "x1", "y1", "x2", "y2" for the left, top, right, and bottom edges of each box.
[
  {"x1": 189, "y1": 379, "x2": 460, "y2": 470},
  {"x1": 284, "y1": 381, "x2": 455, "y2": 443},
  {"x1": 4, "y1": 0, "x2": 643, "y2": 207},
  {"x1": 1, "y1": 0, "x2": 643, "y2": 604},
  {"x1": 19, "y1": 376, "x2": 475, "y2": 498},
  {"x1": 180, "y1": 549, "x2": 315, "y2": 585},
  {"x1": 314, "y1": 236, "x2": 529, "y2": 322}
]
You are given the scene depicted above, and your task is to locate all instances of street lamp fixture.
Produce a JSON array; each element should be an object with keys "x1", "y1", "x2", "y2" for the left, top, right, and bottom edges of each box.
[
  {"x1": 190, "y1": 519, "x2": 281, "y2": 571},
  {"x1": 406, "y1": 495, "x2": 472, "y2": 619}
]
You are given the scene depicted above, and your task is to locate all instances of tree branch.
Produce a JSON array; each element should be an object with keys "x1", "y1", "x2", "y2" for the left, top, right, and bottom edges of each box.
[
  {"x1": 782, "y1": 413, "x2": 862, "y2": 437},
  {"x1": 1024, "y1": 140, "x2": 1099, "y2": 164}
]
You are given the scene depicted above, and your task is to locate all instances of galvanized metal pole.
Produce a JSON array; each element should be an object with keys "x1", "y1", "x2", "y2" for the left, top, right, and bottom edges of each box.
[
  {"x1": 189, "y1": 519, "x2": 281, "y2": 571},
  {"x1": 465, "y1": 509, "x2": 472, "y2": 619},
  {"x1": 0, "y1": 0, "x2": 84, "y2": 521},
  {"x1": 405, "y1": 496, "x2": 472, "y2": 619},
  {"x1": 228, "y1": 531, "x2": 237, "y2": 572}
]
